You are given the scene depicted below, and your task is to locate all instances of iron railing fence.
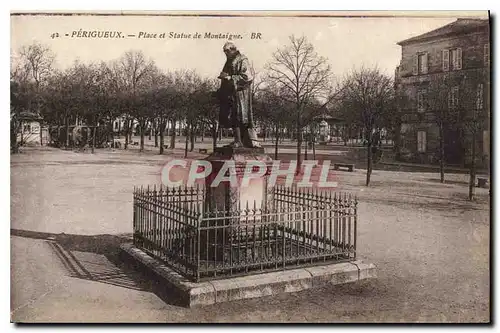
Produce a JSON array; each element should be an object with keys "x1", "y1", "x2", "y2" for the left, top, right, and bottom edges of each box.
[{"x1": 133, "y1": 185, "x2": 357, "y2": 282}]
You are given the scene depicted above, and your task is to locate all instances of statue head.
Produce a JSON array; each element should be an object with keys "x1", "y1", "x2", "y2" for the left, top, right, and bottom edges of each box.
[{"x1": 223, "y1": 41, "x2": 238, "y2": 59}]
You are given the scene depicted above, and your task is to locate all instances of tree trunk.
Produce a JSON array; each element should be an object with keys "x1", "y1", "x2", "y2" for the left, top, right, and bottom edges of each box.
[
  {"x1": 366, "y1": 129, "x2": 373, "y2": 186},
  {"x1": 91, "y1": 119, "x2": 98, "y2": 154},
  {"x1": 109, "y1": 113, "x2": 114, "y2": 148},
  {"x1": 439, "y1": 123, "x2": 445, "y2": 183},
  {"x1": 296, "y1": 127, "x2": 302, "y2": 175},
  {"x1": 154, "y1": 119, "x2": 159, "y2": 148},
  {"x1": 19, "y1": 122, "x2": 24, "y2": 148},
  {"x1": 159, "y1": 120, "x2": 165, "y2": 155},
  {"x1": 65, "y1": 115, "x2": 70, "y2": 148},
  {"x1": 124, "y1": 117, "x2": 129, "y2": 150},
  {"x1": 170, "y1": 119, "x2": 177, "y2": 149},
  {"x1": 212, "y1": 125, "x2": 218, "y2": 151},
  {"x1": 201, "y1": 124, "x2": 205, "y2": 142},
  {"x1": 11, "y1": 119, "x2": 19, "y2": 153},
  {"x1": 184, "y1": 123, "x2": 189, "y2": 158},
  {"x1": 39, "y1": 123, "x2": 43, "y2": 146},
  {"x1": 129, "y1": 118, "x2": 133, "y2": 142},
  {"x1": 469, "y1": 130, "x2": 477, "y2": 201},
  {"x1": 190, "y1": 124, "x2": 195, "y2": 152},
  {"x1": 140, "y1": 120, "x2": 145, "y2": 152},
  {"x1": 274, "y1": 124, "x2": 279, "y2": 160},
  {"x1": 312, "y1": 135, "x2": 316, "y2": 160},
  {"x1": 304, "y1": 133, "x2": 308, "y2": 160},
  {"x1": 148, "y1": 120, "x2": 152, "y2": 141}
]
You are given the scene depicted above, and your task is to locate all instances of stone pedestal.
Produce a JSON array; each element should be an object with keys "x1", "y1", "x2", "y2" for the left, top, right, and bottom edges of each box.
[
  {"x1": 203, "y1": 146, "x2": 274, "y2": 212},
  {"x1": 200, "y1": 146, "x2": 274, "y2": 262}
]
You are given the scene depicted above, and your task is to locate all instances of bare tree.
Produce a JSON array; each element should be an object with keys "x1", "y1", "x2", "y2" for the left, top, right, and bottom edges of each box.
[
  {"x1": 12, "y1": 42, "x2": 55, "y2": 148},
  {"x1": 425, "y1": 75, "x2": 455, "y2": 183},
  {"x1": 19, "y1": 42, "x2": 55, "y2": 89},
  {"x1": 196, "y1": 78, "x2": 220, "y2": 151},
  {"x1": 339, "y1": 67, "x2": 394, "y2": 186},
  {"x1": 254, "y1": 83, "x2": 294, "y2": 159},
  {"x1": 458, "y1": 70, "x2": 489, "y2": 200},
  {"x1": 115, "y1": 50, "x2": 155, "y2": 150},
  {"x1": 81, "y1": 62, "x2": 119, "y2": 153},
  {"x1": 266, "y1": 35, "x2": 332, "y2": 171},
  {"x1": 43, "y1": 67, "x2": 80, "y2": 148}
]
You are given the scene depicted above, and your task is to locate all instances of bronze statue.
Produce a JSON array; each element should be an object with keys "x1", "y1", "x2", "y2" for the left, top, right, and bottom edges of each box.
[{"x1": 215, "y1": 42, "x2": 261, "y2": 148}]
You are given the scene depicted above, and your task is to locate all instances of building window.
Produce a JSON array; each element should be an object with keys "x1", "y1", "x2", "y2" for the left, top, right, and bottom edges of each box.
[
  {"x1": 443, "y1": 48, "x2": 462, "y2": 71},
  {"x1": 476, "y1": 83, "x2": 484, "y2": 110},
  {"x1": 450, "y1": 48, "x2": 462, "y2": 70},
  {"x1": 413, "y1": 53, "x2": 428, "y2": 75},
  {"x1": 417, "y1": 90, "x2": 427, "y2": 112},
  {"x1": 448, "y1": 86, "x2": 459, "y2": 109},
  {"x1": 23, "y1": 124, "x2": 31, "y2": 133},
  {"x1": 417, "y1": 131, "x2": 427, "y2": 153},
  {"x1": 442, "y1": 49, "x2": 450, "y2": 71},
  {"x1": 484, "y1": 43, "x2": 490, "y2": 65},
  {"x1": 401, "y1": 123, "x2": 410, "y2": 134},
  {"x1": 418, "y1": 53, "x2": 428, "y2": 74}
]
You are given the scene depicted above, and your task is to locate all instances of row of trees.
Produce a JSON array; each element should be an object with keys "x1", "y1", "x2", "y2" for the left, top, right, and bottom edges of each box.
[
  {"x1": 11, "y1": 36, "x2": 427, "y2": 188},
  {"x1": 10, "y1": 43, "x2": 224, "y2": 156},
  {"x1": 416, "y1": 70, "x2": 488, "y2": 200}
]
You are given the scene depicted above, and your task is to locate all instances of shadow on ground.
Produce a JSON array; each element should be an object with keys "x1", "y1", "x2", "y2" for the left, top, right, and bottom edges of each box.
[{"x1": 10, "y1": 229, "x2": 186, "y2": 307}]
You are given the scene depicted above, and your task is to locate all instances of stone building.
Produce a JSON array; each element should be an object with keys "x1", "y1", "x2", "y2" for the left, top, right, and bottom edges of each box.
[{"x1": 395, "y1": 18, "x2": 490, "y2": 168}]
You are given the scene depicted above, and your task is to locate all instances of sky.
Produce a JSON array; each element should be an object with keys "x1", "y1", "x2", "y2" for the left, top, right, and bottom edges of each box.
[{"x1": 10, "y1": 12, "x2": 488, "y2": 81}]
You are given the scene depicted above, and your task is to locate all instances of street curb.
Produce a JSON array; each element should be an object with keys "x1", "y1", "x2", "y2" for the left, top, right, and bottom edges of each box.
[{"x1": 119, "y1": 243, "x2": 376, "y2": 307}]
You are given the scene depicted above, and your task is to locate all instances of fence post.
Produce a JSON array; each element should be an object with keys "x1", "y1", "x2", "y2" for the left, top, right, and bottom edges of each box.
[
  {"x1": 133, "y1": 187, "x2": 136, "y2": 246},
  {"x1": 353, "y1": 195, "x2": 358, "y2": 260}
]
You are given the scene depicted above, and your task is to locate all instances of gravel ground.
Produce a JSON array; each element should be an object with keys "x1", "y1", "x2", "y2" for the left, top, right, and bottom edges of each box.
[{"x1": 10, "y1": 146, "x2": 490, "y2": 323}]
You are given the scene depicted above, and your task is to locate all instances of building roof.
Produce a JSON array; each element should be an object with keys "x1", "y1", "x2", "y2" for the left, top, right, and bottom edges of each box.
[
  {"x1": 397, "y1": 18, "x2": 489, "y2": 46},
  {"x1": 314, "y1": 113, "x2": 343, "y2": 122},
  {"x1": 17, "y1": 111, "x2": 43, "y2": 120}
]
